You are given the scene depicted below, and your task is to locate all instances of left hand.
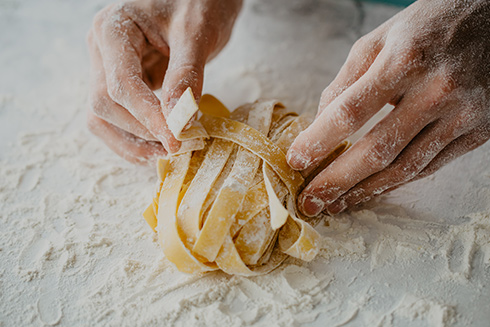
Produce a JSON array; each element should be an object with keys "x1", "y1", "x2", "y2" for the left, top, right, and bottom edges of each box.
[
  {"x1": 287, "y1": 0, "x2": 490, "y2": 216},
  {"x1": 86, "y1": 0, "x2": 242, "y2": 164}
]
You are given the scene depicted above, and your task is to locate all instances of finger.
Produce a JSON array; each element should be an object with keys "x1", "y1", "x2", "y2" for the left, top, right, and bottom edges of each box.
[
  {"x1": 326, "y1": 106, "x2": 489, "y2": 214},
  {"x1": 87, "y1": 110, "x2": 166, "y2": 165},
  {"x1": 93, "y1": 7, "x2": 180, "y2": 153},
  {"x1": 87, "y1": 30, "x2": 157, "y2": 141},
  {"x1": 332, "y1": 126, "x2": 490, "y2": 212},
  {"x1": 412, "y1": 124, "x2": 490, "y2": 181},
  {"x1": 297, "y1": 77, "x2": 450, "y2": 217},
  {"x1": 325, "y1": 116, "x2": 460, "y2": 214},
  {"x1": 316, "y1": 33, "x2": 385, "y2": 119},
  {"x1": 363, "y1": 124, "x2": 489, "y2": 203},
  {"x1": 287, "y1": 46, "x2": 406, "y2": 171},
  {"x1": 159, "y1": 30, "x2": 207, "y2": 120}
]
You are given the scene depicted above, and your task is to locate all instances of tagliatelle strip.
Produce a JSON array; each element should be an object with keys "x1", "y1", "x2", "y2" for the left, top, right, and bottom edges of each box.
[
  {"x1": 166, "y1": 87, "x2": 208, "y2": 140},
  {"x1": 214, "y1": 234, "x2": 288, "y2": 276},
  {"x1": 164, "y1": 87, "x2": 209, "y2": 156},
  {"x1": 234, "y1": 209, "x2": 276, "y2": 265},
  {"x1": 200, "y1": 115, "x2": 304, "y2": 197},
  {"x1": 231, "y1": 181, "x2": 268, "y2": 236},
  {"x1": 156, "y1": 152, "x2": 217, "y2": 274},
  {"x1": 199, "y1": 94, "x2": 230, "y2": 118},
  {"x1": 157, "y1": 158, "x2": 170, "y2": 181},
  {"x1": 263, "y1": 164, "x2": 289, "y2": 230},
  {"x1": 177, "y1": 139, "x2": 235, "y2": 246},
  {"x1": 193, "y1": 100, "x2": 276, "y2": 262},
  {"x1": 143, "y1": 93, "x2": 348, "y2": 276},
  {"x1": 176, "y1": 106, "x2": 251, "y2": 248},
  {"x1": 142, "y1": 203, "x2": 157, "y2": 232}
]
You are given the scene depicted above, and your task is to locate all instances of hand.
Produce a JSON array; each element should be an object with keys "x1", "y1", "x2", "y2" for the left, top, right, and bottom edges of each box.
[
  {"x1": 86, "y1": 0, "x2": 242, "y2": 164},
  {"x1": 287, "y1": 0, "x2": 490, "y2": 216}
]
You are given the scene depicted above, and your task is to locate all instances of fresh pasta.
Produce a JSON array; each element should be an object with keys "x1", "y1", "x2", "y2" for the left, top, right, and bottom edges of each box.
[{"x1": 143, "y1": 88, "x2": 349, "y2": 276}]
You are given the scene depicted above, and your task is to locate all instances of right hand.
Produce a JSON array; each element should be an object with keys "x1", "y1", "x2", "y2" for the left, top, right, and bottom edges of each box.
[
  {"x1": 86, "y1": 0, "x2": 242, "y2": 164},
  {"x1": 287, "y1": 0, "x2": 490, "y2": 216}
]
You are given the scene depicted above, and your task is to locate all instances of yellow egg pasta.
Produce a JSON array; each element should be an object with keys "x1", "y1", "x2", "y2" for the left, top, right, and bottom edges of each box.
[{"x1": 143, "y1": 88, "x2": 349, "y2": 276}]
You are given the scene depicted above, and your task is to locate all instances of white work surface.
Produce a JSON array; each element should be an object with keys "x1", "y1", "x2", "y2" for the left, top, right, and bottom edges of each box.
[{"x1": 1, "y1": 0, "x2": 489, "y2": 326}]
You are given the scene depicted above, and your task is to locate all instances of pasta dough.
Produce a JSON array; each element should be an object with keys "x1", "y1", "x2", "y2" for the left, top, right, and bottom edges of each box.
[{"x1": 143, "y1": 89, "x2": 349, "y2": 276}]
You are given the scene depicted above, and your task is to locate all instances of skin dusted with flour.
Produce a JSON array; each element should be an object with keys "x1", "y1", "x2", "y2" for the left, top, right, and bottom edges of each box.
[
  {"x1": 86, "y1": 0, "x2": 242, "y2": 163},
  {"x1": 87, "y1": 0, "x2": 490, "y2": 214},
  {"x1": 287, "y1": 0, "x2": 490, "y2": 216}
]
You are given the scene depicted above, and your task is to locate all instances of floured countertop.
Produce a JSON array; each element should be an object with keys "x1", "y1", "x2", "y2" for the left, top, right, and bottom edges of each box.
[{"x1": 0, "y1": 0, "x2": 489, "y2": 326}]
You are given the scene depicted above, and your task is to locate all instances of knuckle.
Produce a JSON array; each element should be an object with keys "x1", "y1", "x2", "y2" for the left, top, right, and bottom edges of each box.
[
  {"x1": 107, "y1": 2, "x2": 134, "y2": 23},
  {"x1": 424, "y1": 72, "x2": 457, "y2": 109},
  {"x1": 348, "y1": 36, "x2": 371, "y2": 62},
  {"x1": 106, "y1": 77, "x2": 126, "y2": 102},
  {"x1": 387, "y1": 44, "x2": 424, "y2": 76},
  {"x1": 361, "y1": 138, "x2": 396, "y2": 170},
  {"x1": 349, "y1": 33, "x2": 382, "y2": 62},
  {"x1": 165, "y1": 63, "x2": 204, "y2": 97},
  {"x1": 390, "y1": 52, "x2": 418, "y2": 74},
  {"x1": 94, "y1": 3, "x2": 134, "y2": 37},
  {"x1": 351, "y1": 34, "x2": 372, "y2": 52}
]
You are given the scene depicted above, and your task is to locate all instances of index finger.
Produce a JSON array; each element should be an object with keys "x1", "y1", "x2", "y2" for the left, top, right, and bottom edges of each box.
[{"x1": 287, "y1": 48, "x2": 404, "y2": 171}]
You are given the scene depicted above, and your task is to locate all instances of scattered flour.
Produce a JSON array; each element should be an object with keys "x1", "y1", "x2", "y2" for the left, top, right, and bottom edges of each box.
[{"x1": 1, "y1": 0, "x2": 489, "y2": 326}]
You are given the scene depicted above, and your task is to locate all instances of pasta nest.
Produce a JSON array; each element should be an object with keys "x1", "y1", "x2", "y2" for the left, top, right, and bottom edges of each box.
[{"x1": 143, "y1": 89, "x2": 348, "y2": 276}]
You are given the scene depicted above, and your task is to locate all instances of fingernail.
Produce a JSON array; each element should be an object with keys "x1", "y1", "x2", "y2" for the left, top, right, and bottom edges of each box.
[
  {"x1": 287, "y1": 149, "x2": 311, "y2": 170},
  {"x1": 327, "y1": 200, "x2": 347, "y2": 215},
  {"x1": 300, "y1": 195, "x2": 324, "y2": 217}
]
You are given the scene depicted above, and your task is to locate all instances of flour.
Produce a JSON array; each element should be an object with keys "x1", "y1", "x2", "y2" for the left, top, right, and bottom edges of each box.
[{"x1": 1, "y1": 0, "x2": 490, "y2": 326}]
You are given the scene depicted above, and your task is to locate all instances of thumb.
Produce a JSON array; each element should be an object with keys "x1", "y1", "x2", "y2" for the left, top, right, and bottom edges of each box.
[{"x1": 160, "y1": 39, "x2": 206, "y2": 119}]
